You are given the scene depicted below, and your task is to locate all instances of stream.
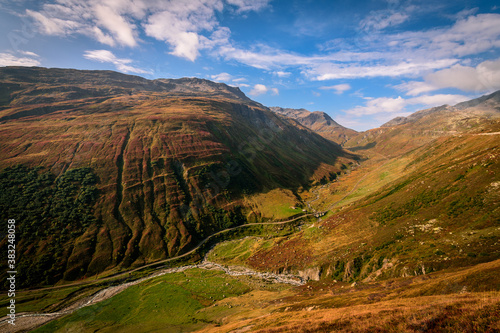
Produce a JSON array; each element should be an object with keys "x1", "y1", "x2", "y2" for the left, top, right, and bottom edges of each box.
[{"x1": 0, "y1": 254, "x2": 305, "y2": 333}]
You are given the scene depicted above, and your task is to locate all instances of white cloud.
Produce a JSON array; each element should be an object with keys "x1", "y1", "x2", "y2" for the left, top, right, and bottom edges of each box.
[
  {"x1": 225, "y1": 0, "x2": 269, "y2": 12},
  {"x1": 309, "y1": 59, "x2": 458, "y2": 81},
  {"x1": 396, "y1": 58, "x2": 500, "y2": 95},
  {"x1": 451, "y1": 8, "x2": 479, "y2": 20},
  {"x1": 0, "y1": 52, "x2": 41, "y2": 66},
  {"x1": 394, "y1": 81, "x2": 436, "y2": 96},
  {"x1": 209, "y1": 72, "x2": 249, "y2": 87},
  {"x1": 426, "y1": 59, "x2": 500, "y2": 93},
  {"x1": 210, "y1": 72, "x2": 232, "y2": 82},
  {"x1": 248, "y1": 84, "x2": 278, "y2": 96},
  {"x1": 344, "y1": 93, "x2": 469, "y2": 117},
  {"x1": 216, "y1": 12, "x2": 500, "y2": 83},
  {"x1": 360, "y1": 10, "x2": 410, "y2": 31},
  {"x1": 340, "y1": 92, "x2": 470, "y2": 131},
  {"x1": 273, "y1": 71, "x2": 291, "y2": 77},
  {"x1": 143, "y1": 1, "x2": 223, "y2": 61},
  {"x1": 17, "y1": 3, "x2": 500, "y2": 90},
  {"x1": 19, "y1": 51, "x2": 40, "y2": 58},
  {"x1": 407, "y1": 94, "x2": 469, "y2": 106},
  {"x1": 249, "y1": 83, "x2": 268, "y2": 96},
  {"x1": 320, "y1": 83, "x2": 351, "y2": 95},
  {"x1": 25, "y1": 0, "x2": 270, "y2": 62},
  {"x1": 380, "y1": 13, "x2": 500, "y2": 60},
  {"x1": 217, "y1": 44, "x2": 311, "y2": 70},
  {"x1": 347, "y1": 96, "x2": 407, "y2": 116},
  {"x1": 83, "y1": 49, "x2": 150, "y2": 74},
  {"x1": 26, "y1": 8, "x2": 82, "y2": 36},
  {"x1": 93, "y1": 4, "x2": 137, "y2": 47}
]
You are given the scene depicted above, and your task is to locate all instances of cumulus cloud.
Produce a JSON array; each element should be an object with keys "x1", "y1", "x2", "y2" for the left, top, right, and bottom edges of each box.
[
  {"x1": 0, "y1": 52, "x2": 41, "y2": 66},
  {"x1": 143, "y1": 1, "x2": 223, "y2": 61},
  {"x1": 248, "y1": 84, "x2": 278, "y2": 96},
  {"x1": 83, "y1": 49, "x2": 150, "y2": 74},
  {"x1": 249, "y1": 84, "x2": 268, "y2": 96},
  {"x1": 347, "y1": 96, "x2": 407, "y2": 116},
  {"x1": 426, "y1": 59, "x2": 500, "y2": 93},
  {"x1": 396, "y1": 58, "x2": 500, "y2": 95},
  {"x1": 25, "y1": 0, "x2": 271, "y2": 61},
  {"x1": 320, "y1": 83, "x2": 351, "y2": 94}
]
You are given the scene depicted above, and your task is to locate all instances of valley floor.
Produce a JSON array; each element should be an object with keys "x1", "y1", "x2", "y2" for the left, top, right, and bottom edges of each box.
[{"x1": 2, "y1": 258, "x2": 499, "y2": 332}]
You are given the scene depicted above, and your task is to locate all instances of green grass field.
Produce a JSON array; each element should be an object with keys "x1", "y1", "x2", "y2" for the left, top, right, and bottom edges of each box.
[{"x1": 33, "y1": 268, "x2": 288, "y2": 333}]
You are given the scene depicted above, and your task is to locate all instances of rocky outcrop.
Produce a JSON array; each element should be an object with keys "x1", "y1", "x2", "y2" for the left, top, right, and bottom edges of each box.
[{"x1": 297, "y1": 267, "x2": 322, "y2": 281}]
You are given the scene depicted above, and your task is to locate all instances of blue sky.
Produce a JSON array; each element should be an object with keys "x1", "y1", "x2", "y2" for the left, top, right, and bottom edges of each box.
[{"x1": 1, "y1": 0, "x2": 500, "y2": 131}]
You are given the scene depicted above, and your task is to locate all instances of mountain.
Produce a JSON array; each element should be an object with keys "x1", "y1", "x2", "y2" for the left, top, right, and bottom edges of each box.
[
  {"x1": 269, "y1": 107, "x2": 357, "y2": 145},
  {"x1": 344, "y1": 90, "x2": 500, "y2": 157},
  {"x1": 0, "y1": 67, "x2": 358, "y2": 287},
  {"x1": 382, "y1": 90, "x2": 500, "y2": 128}
]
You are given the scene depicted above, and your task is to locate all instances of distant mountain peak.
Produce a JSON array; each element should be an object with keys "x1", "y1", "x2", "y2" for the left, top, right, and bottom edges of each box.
[
  {"x1": 381, "y1": 90, "x2": 500, "y2": 128},
  {"x1": 269, "y1": 106, "x2": 357, "y2": 145}
]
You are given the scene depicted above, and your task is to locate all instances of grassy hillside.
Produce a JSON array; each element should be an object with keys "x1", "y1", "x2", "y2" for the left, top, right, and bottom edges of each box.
[{"x1": 209, "y1": 128, "x2": 500, "y2": 284}]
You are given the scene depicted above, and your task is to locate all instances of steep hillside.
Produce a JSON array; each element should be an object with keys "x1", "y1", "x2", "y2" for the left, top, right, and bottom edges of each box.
[
  {"x1": 0, "y1": 67, "x2": 358, "y2": 287},
  {"x1": 269, "y1": 107, "x2": 357, "y2": 145}
]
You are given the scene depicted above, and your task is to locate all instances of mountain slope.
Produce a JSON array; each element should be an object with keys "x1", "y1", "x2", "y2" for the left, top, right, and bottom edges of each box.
[
  {"x1": 205, "y1": 92, "x2": 500, "y2": 285},
  {"x1": 269, "y1": 107, "x2": 357, "y2": 145},
  {"x1": 0, "y1": 67, "x2": 358, "y2": 287},
  {"x1": 344, "y1": 90, "x2": 500, "y2": 157}
]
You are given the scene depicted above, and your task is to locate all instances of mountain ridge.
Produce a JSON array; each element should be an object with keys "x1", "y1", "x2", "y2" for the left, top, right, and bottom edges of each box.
[
  {"x1": 269, "y1": 106, "x2": 357, "y2": 145},
  {"x1": 382, "y1": 90, "x2": 500, "y2": 128},
  {"x1": 0, "y1": 66, "x2": 253, "y2": 110}
]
